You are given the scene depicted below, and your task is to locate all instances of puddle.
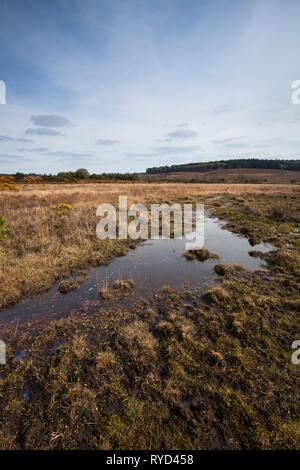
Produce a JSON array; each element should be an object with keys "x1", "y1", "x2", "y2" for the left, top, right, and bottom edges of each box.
[{"x1": 0, "y1": 216, "x2": 273, "y2": 333}]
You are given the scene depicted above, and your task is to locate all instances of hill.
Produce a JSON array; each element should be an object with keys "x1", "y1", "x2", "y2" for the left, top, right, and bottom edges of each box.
[
  {"x1": 140, "y1": 168, "x2": 300, "y2": 184},
  {"x1": 146, "y1": 158, "x2": 300, "y2": 174}
]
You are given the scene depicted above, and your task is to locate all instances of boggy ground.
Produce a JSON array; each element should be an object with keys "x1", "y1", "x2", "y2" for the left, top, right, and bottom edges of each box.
[{"x1": 0, "y1": 184, "x2": 299, "y2": 449}]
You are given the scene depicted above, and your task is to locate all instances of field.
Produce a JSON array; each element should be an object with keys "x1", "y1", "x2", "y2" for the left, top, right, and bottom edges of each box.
[
  {"x1": 0, "y1": 182, "x2": 299, "y2": 449},
  {"x1": 140, "y1": 168, "x2": 300, "y2": 183}
]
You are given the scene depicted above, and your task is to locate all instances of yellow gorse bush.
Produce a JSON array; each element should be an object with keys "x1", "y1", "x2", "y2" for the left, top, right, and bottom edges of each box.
[
  {"x1": 23, "y1": 177, "x2": 45, "y2": 184},
  {"x1": 50, "y1": 203, "x2": 73, "y2": 215},
  {"x1": 0, "y1": 180, "x2": 18, "y2": 191}
]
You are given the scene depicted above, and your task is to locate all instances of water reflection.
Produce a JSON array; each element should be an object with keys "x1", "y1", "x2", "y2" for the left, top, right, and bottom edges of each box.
[{"x1": 0, "y1": 216, "x2": 273, "y2": 331}]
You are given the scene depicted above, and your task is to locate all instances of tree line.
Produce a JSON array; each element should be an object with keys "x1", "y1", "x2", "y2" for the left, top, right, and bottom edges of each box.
[
  {"x1": 11, "y1": 169, "x2": 138, "y2": 182},
  {"x1": 146, "y1": 159, "x2": 300, "y2": 174}
]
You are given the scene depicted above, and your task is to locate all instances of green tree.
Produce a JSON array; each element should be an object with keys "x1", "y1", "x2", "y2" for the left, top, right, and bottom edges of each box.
[{"x1": 74, "y1": 168, "x2": 90, "y2": 179}]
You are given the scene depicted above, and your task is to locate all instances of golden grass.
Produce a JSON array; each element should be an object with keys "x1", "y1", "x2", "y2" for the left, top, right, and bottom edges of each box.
[{"x1": 3, "y1": 181, "x2": 299, "y2": 199}]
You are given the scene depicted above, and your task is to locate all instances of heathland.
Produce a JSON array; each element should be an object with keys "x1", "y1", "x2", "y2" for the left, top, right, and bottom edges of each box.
[{"x1": 0, "y1": 182, "x2": 299, "y2": 449}]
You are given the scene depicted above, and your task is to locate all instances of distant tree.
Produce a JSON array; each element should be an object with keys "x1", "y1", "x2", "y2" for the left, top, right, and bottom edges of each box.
[
  {"x1": 74, "y1": 168, "x2": 90, "y2": 179},
  {"x1": 14, "y1": 172, "x2": 25, "y2": 181}
]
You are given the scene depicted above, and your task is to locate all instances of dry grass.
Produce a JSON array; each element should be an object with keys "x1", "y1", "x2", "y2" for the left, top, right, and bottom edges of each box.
[{"x1": 4, "y1": 181, "x2": 299, "y2": 199}]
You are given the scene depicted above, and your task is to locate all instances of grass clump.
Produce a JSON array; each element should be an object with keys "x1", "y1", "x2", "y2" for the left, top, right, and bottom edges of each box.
[
  {"x1": 99, "y1": 279, "x2": 136, "y2": 299},
  {"x1": 58, "y1": 278, "x2": 84, "y2": 293},
  {"x1": 214, "y1": 264, "x2": 244, "y2": 276},
  {"x1": 112, "y1": 279, "x2": 136, "y2": 292},
  {"x1": 184, "y1": 248, "x2": 219, "y2": 262}
]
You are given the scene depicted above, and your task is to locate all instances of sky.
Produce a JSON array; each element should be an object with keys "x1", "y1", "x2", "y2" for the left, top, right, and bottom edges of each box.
[{"x1": 1, "y1": 0, "x2": 300, "y2": 174}]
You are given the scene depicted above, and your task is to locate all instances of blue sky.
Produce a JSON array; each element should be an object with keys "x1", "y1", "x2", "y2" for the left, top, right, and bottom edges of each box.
[{"x1": 1, "y1": 0, "x2": 300, "y2": 174}]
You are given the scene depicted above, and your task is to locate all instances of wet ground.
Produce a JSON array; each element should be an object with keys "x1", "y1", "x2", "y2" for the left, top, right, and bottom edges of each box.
[{"x1": 0, "y1": 215, "x2": 273, "y2": 339}]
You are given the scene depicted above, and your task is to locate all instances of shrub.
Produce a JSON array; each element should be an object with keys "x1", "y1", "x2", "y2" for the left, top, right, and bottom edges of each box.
[{"x1": 50, "y1": 203, "x2": 73, "y2": 215}]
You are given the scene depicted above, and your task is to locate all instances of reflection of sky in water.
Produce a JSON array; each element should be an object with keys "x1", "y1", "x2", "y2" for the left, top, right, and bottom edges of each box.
[{"x1": 0, "y1": 216, "x2": 273, "y2": 329}]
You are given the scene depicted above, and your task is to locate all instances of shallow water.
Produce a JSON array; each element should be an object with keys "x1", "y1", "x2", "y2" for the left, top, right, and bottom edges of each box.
[{"x1": 0, "y1": 215, "x2": 273, "y2": 331}]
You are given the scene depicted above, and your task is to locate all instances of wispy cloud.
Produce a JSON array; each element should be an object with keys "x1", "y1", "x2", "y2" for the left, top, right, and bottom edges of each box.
[
  {"x1": 155, "y1": 145, "x2": 200, "y2": 154},
  {"x1": 25, "y1": 128, "x2": 64, "y2": 136},
  {"x1": 212, "y1": 104, "x2": 235, "y2": 114},
  {"x1": 95, "y1": 139, "x2": 119, "y2": 145},
  {"x1": 17, "y1": 147, "x2": 48, "y2": 152},
  {"x1": 166, "y1": 129, "x2": 198, "y2": 140},
  {"x1": 211, "y1": 136, "x2": 248, "y2": 146},
  {"x1": 157, "y1": 129, "x2": 199, "y2": 142},
  {"x1": 30, "y1": 115, "x2": 72, "y2": 127},
  {"x1": 45, "y1": 150, "x2": 96, "y2": 160},
  {"x1": 0, "y1": 154, "x2": 34, "y2": 162},
  {"x1": 176, "y1": 122, "x2": 188, "y2": 127},
  {"x1": 0, "y1": 135, "x2": 34, "y2": 143}
]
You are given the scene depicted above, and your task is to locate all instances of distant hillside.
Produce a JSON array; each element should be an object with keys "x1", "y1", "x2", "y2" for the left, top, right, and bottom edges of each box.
[
  {"x1": 140, "y1": 168, "x2": 300, "y2": 184},
  {"x1": 146, "y1": 158, "x2": 300, "y2": 174}
]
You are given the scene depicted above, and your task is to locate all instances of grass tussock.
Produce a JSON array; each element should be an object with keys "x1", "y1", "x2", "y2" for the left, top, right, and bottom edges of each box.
[
  {"x1": 112, "y1": 279, "x2": 136, "y2": 292},
  {"x1": 99, "y1": 279, "x2": 136, "y2": 299},
  {"x1": 214, "y1": 264, "x2": 245, "y2": 276},
  {"x1": 184, "y1": 248, "x2": 219, "y2": 262},
  {"x1": 58, "y1": 278, "x2": 84, "y2": 294}
]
